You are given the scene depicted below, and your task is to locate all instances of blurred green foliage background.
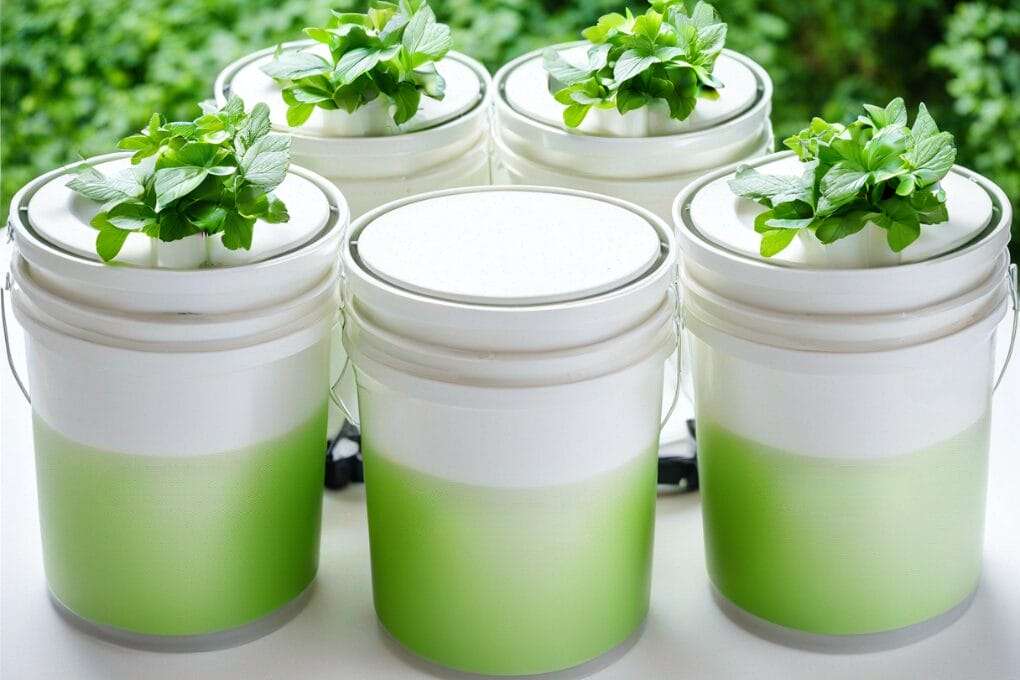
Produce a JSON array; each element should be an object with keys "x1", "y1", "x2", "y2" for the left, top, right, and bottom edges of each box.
[{"x1": 2, "y1": 0, "x2": 1018, "y2": 252}]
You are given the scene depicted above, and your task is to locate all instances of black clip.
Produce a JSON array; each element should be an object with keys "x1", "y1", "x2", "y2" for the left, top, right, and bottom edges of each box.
[{"x1": 324, "y1": 421, "x2": 364, "y2": 490}]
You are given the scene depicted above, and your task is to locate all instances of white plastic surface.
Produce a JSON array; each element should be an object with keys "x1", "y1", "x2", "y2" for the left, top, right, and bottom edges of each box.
[
  {"x1": 2, "y1": 302, "x2": 1018, "y2": 679},
  {"x1": 690, "y1": 155, "x2": 994, "y2": 268},
  {"x1": 229, "y1": 43, "x2": 484, "y2": 137},
  {"x1": 356, "y1": 190, "x2": 661, "y2": 305},
  {"x1": 504, "y1": 44, "x2": 759, "y2": 137},
  {"x1": 27, "y1": 157, "x2": 331, "y2": 268}
]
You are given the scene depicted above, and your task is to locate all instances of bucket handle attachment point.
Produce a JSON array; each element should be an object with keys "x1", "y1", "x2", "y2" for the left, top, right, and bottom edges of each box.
[
  {"x1": 660, "y1": 281, "x2": 685, "y2": 432},
  {"x1": 994, "y1": 261, "x2": 1019, "y2": 393},
  {"x1": 329, "y1": 289, "x2": 360, "y2": 428},
  {"x1": 2, "y1": 272, "x2": 31, "y2": 404}
]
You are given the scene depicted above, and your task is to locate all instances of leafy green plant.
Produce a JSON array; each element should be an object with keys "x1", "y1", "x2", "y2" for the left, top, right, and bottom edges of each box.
[
  {"x1": 67, "y1": 96, "x2": 291, "y2": 262},
  {"x1": 260, "y1": 0, "x2": 452, "y2": 127},
  {"x1": 729, "y1": 98, "x2": 957, "y2": 257},
  {"x1": 542, "y1": 0, "x2": 726, "y2": 128}
]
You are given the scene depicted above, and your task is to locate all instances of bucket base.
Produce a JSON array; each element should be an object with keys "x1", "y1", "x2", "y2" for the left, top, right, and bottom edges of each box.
[
  {"x1": 378, "y1": 616, "x2": 646, "y2": 678},
  {"x1": 711, "y1": 585, "x2": 976, "y2": 654},
  {"x1": 48, "y1": 582, "x2": 314, "y2": 653}
]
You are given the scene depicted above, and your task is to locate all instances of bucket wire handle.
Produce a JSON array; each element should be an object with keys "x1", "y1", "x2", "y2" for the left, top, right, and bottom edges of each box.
[
  {"x1": 994, "y1": 262, "x2": 1019, "y2": 393},
  {"x1": 329, "y1": 288, "x2": 360, "y2": 428},
  {"x1": 660, "y1": 281, "x2": 684, "y2": 432},
  {"x1": 2, "y1": 272, "x2": 31, "y2": 404}
]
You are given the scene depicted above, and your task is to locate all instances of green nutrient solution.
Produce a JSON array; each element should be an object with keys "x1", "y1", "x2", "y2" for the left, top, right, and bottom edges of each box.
[
  {"x1": 33, "y1": 404, "x2": 327, "y2": 637},
  {"x1": 698, "y1": 413, "x2": 990, "y2": 636},
  {"x1": 363, "y1": 444, "x2": 658, "y2": 676}
]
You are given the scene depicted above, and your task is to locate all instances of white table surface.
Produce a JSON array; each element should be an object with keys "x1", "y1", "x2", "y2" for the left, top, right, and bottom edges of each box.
[{"x1": 2, "y1": 260, "x2": 1018, "y2": 680}]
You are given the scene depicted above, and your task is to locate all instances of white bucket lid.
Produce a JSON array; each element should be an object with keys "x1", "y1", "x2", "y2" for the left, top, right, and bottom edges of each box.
[
  {"x1": 223, "y1": 41, "x2": 486, "y2": 138},
  {"x1": 26, "y1": 156, "x2": 331, "y2": 268},
  {"x1": 357, "y1": 190, "x2": 661, "y2": 305},
  {"x1": 674, "y1": 152, "x2": 1014, "y2": 343},
  {"x1": 502, "y1": 43, "x2": 759, "y2": 137},
  {"x1": 343, "y1": 186, "x2": 677, "y2": 355},
  {"x1": 689, "y1": 153, "x2": 994, "y2": 268},
  {"x1": 10, "y1": 152, "x2": 348, "y2": 315}
]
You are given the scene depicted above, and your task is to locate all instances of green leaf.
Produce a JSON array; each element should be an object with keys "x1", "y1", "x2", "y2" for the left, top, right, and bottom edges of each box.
[
  {"x1": 759, "y1": 228, "x2": 798, "y2": 257},
  {"x1": 95, "y1": 227, "x2": 130, "y2": 262},
  {"x1": 614, "y1": 49, "x2": 658, "y2": 83},
  {"x1": 408, "y1": 63, "x2": 445, "y2": 98},
  {"x1": 390, "y1": 81, "x2": 421, "y2": 124},
  {"x1": 874, "y1": 197, "x2": 921, "y2": 252},
  {"x1": 156, "y1": 211, "x2": 196, "y2": 242},
  {"x1": 728, "y1": 165, "x2": 813, "y2": 207},
  {"x1": 813, "y1": 210, "x2": 871, "y2": 244},
  {"x1": 235, "y1": 102, "x2": 271, "y2": 156},
  {"x1": 543, "y1": 49, "x2": 590, "y2": 86},
  {"x1": 401, "y1": 5, "x2": 451, "y2": 65},
  {"x1": 903, "y1": 130, "x2": 956, "y2": 187},
  {"x1": 333, "y1": 47, "x2": 384, "y2": 85},
  {"x1": 103, "y1": 202, "x2": 157, "y2": 231},
  {"x1": 187, "y1": 202, "x2": 228, "y2": 233},
  {"x1": 616, "y1": 88, "x2": 649, "y2": 114},
  {"x1": 220, "y1": 212, "x2": 256, "y2": 250},
  {"x1": 67, "y1": 165, "x2": 144, "y2": 205},
  {"x1": 238, "y1": 133, "x2": 290, "y2": 190},
  {"x1": 265, "y1": 195, "x2": 290, "y2": 223},
  {"x1": 563, "y1": 103, "x2": 591, "y2": 128},
  {"x1": 154, "y1": 166, "x2": 209, "y2": 212},
  {"x1": 261, "y1": 51, "x2": 332, "y2": 80},
  {"x1": 817, "y1": 162, "x2": 869, "y2": 216},
  {"x1": 862, "y1": 97, "x2": 907, "y2": 128},
  {"x1": 286, "y1": 103, "x2": 316, "y2": 127},
  {"x1": 910, "y1": 190, "x2": 950, "y2": 224},
  {"x1": 581, "y1": 13, "x2": 627, "y2": 43}
]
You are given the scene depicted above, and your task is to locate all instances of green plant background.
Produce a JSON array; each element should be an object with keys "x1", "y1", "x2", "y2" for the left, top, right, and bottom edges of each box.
[{"x1": 2, "y1": 0, "x2": 1018, "y2": 256}]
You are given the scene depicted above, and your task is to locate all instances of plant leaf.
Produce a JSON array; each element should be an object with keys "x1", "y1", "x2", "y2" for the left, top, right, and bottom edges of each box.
[
  {"x1": 153, "y1": 166, "x2": 209, "y2": 212},
  {"x1": 261, "y1": 51, "x2": 332, "y2": 80}
]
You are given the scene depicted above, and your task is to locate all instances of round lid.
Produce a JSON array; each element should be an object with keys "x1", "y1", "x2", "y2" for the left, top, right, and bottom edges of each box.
[
  {"x1": 355, "y1": 189, "x2": 663, "y2": 305},
  {"x1": 687, "y1": 154, "x2": 994, "y2": 268},
  {"x1": 26, "y1": 157, "x2": 331, "y2": 268},
  {"x1": 501, "y1": 44, "x2": 760, "y2": 137},
  {"x1": 227, "y1": 42, "x2": 486, "y2": 137}
]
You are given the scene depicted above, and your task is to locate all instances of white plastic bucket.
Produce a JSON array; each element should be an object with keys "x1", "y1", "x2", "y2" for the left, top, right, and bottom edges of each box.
[
  {"x1": 337, "y1": 186, "x2": 677, "y2": 675},
  {"x1": 673, "y1": 154, "x2": 1018, "y2": 651},
  {"x1": 492, "y1": 44, "x2": 773, "y2": 447},
  {"x1": 4, "y1": 155, "x2": 349, "y2": 651},
  {"x1": 214, "y1": 41, "x2": 494, "y2": 220}
]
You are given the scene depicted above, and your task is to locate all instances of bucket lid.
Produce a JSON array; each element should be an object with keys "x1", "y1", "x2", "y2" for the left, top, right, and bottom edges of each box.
[
  {"x1": 225, "y1": 42, "x2": 486, "y2": 137},
  {"x1": 356, "y1": 190, "x2": 661, "y2": 306},
  {"x1": 501, "y1": 43, "x2": 761, "y2": 137},
  {"x1": 25, "y1": 156, "x2": 331, "y2": 268},
  {"x1": 688, "y1": 153, "x2": 994, "y2": 268},
  {"x1": 673, "y1": 151, "x2": 1013, "y2": 319},
  {"x1": 11, "y1": 152, "x2": 348, "y2": 315},
  {"x1": 344, "y1": 186, "x2": 676, "y2": 354}
]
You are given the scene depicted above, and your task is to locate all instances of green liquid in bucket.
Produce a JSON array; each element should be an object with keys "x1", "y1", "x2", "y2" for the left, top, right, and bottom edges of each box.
[
  {"x1": 33, "y1": 404, "x2": 327, "y2": 636},
  {"x1": 363, "y1": 444, "x2": 657, "y2": 676},
  {"x1": 698, "y1": 414, "x2": 989, "y2": 635}
]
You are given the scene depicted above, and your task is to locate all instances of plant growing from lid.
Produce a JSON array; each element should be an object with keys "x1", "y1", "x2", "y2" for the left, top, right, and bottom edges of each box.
[
  {"x1": 67, "y1": 96, "x2": 291, "y2": 262},
  {"x1": 260, "y1": 0, "x2": 452, "y2": 127},
  {"x1": 542, "y1": 0, "x2": 726, "y2": 128},
  {"x1": 729, "y1": 98, "x2": 958, "y2": 257}
]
